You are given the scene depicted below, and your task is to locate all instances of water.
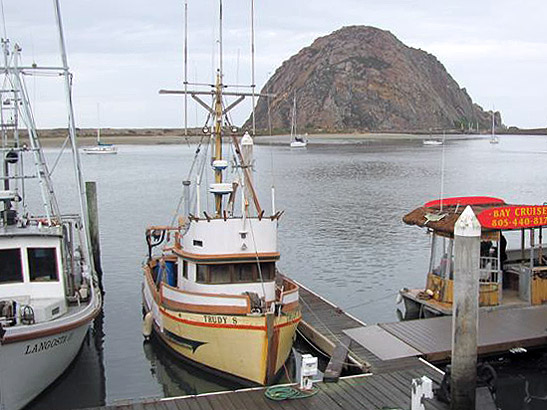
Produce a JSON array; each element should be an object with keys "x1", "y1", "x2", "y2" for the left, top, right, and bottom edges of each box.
[{"x1": 25, "y1": 135, "x2": 547, "y2": 409}]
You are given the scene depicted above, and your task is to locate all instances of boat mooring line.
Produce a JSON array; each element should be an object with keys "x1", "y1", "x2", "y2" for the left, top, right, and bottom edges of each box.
[{"x1": 294, "y1": 279, "x2": 367, "y2": 327}]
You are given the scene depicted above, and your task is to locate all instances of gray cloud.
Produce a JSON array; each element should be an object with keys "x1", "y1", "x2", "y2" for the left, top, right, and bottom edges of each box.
[{"x1": 4, "y1": 0, "x2": 547, "y2": 128}]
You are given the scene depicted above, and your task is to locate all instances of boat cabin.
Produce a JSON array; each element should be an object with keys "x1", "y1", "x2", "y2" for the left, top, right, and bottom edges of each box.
[
  {"x1": 0, "y1": 227, "x2": 67, "y2": 326},
  {"x1": 401, "y1": 196, "x2": 547, "y2": 316}
]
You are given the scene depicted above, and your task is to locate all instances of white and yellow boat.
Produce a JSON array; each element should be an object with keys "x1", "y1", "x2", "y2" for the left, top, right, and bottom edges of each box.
[{"x1": 142, "y1": 1, "x2": 300, "y2": 385}]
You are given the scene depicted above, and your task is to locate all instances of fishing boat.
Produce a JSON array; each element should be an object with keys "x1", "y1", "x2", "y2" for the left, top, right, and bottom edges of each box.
[
  {"x1": 399, "y1": 196, "x2": 547, "y2": 319},
  {"x1": 289, "y1": 95, "x2": 307, "y2": 148},
  {"x1": 0, "y1": 2, "x2": 102, "y2": 409},
  {"x1": 489, "y1": 111, "x2": 499, "y2": 144},
  {"x1": 141, "y1": 0, "x2": 301, "y2": 386}
]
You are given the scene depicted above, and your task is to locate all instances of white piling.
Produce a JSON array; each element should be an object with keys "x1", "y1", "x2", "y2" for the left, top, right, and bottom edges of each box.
[{"x1": 451, "y1": 205, "x2": 481, "y2": 409}]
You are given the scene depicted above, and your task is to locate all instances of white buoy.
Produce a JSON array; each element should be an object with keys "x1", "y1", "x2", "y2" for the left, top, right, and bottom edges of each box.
[{"x1": 143, "y1": 311, "x2": 153, "y2": 340}]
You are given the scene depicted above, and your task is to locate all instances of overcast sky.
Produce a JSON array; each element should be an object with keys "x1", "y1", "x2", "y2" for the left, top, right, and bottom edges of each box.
[{"x1": 5, "y1": 0, "x2": 547, "y2": 129}]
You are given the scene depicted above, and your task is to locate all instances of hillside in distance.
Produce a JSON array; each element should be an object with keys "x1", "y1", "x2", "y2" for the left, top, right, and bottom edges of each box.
[{"x1": 247, "y1": 26, "x2": 500, "y2": 133}]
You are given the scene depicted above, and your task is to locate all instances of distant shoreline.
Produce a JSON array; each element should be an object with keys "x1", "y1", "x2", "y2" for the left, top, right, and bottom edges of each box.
[{"x1": 30, "y1": 129, "x2": 547, "y2": 147}]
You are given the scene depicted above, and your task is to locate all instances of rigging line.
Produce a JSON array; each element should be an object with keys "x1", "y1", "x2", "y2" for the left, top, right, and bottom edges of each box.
[
  {"x1": 168, "y1": 132, "x2": 209, "y2": 226},
  {"x1": 295, "y1": 327, "x2": 363, "y2": 368},
  {"x1": 343, "y1": 291, "x2": 397, "y2": 311},
  {"x1": 297, "y1": 293, "x2": 366, "y2": 362},
  {"x1": 49, "y1": 134, "x2": 71, "y2": 175},
  {"x1": 246, "y1": 210, "x2": 268, "y2": 300}
]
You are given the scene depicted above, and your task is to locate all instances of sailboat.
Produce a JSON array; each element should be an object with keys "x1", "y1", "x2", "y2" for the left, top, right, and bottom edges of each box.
[
  {"x1": 0, "y1": 2, "x2": 102, "y2": 409},
  {"x1": 490, "y1": 111, "x2": 499, "y2": 144},
  {"x1": 83, "y1": 104, "x2": 117, "y2": 155},
  {"x1": 289, "y1": 95, "x2": 307, "y2": 148},
  {"x1": 141, "y1": 0, "x2": 301, "y2": 386}
]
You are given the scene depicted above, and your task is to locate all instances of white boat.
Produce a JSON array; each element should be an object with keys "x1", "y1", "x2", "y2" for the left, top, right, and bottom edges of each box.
[
  {"x1": 142, "y1": 0, "x2": 301, "y2": 386},
  {"x1": 423, "y1": 139, "x2": 443, "y2": 146},
  {"x1": 0, "y1": 2, "x2": 102, "y2": 409},
  {"x1": 490, "y1": 110, "x2": 499, "y2": 144},
  {"x1": 83, "y1": 104, "x2": 117, "y2": 154},
  {"x1": 289, "y1": 95, "x2": 307, "y2": 148}
]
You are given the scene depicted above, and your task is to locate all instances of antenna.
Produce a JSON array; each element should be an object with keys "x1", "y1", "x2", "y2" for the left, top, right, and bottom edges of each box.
[
  {"x1": 250, "y1": 0, "x2": 256, "y2": 135},
  {"x1": 0, "y1": 0, "x2": 7, "y2": 39},
  {"x1": 218, "y1": 0, "x2": 223, "y2": 80},
  {"x1": 184, "y1": 0, "x2": 188, "y2": 137}
]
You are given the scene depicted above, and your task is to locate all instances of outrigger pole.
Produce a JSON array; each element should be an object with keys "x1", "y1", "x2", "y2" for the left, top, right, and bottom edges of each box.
[{"x1": 53, "y1": 0, "x2": 95, "y2": 275}]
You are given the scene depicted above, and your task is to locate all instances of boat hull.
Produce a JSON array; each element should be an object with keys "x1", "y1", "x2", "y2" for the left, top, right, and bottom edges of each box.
[
  {"x1": 0, "y1": 321, "x2": 91, "y2": 410},
  {"x1": 143, "y1": 295, "x2": 300, "y2": 385},
  {"x1": 290, "y1": 141, "x2": 307, "y2": 148},
  {"x1": 82, "y1": 148, "x2": 117, "y2": 155}
]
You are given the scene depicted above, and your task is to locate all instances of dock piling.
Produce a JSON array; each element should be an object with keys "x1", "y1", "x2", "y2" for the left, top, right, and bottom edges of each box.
[
  {"x1": 451, "y1": 206, "x2": 481, "y2": 409},
  {"x1": 85, "y1": 181, "x2": 103, "y2": 289}
]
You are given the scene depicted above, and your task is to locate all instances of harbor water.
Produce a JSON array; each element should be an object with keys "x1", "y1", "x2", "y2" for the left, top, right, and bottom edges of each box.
[{"x1": 26, "y1": 134, "x2": 547, "y2": 410}]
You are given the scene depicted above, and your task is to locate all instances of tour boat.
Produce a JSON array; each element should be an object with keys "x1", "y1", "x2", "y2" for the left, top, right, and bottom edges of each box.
[
  {"x1": 289, "y1": 95, "x2": 307, "y2": 148},
  {"x1": 141, "y1": 1, "x2": 301, "y2": 386},
  {"x1": 0, "y1": 2, "x2": 102, "y2": 409},
  {"x1": 399, "y1": 196, "x2": 547, "y2": 319}
]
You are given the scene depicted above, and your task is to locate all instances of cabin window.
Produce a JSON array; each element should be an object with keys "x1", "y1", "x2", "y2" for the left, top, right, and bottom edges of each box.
[
  {"x1": 196, "y1": 262, "x2": 276, "y2": 284},
  {"x1": 209, "y1": 265, "x2": 231, "y2": 284},
  {"x1": 28, "y1": 248, "x2": 58, "y2": 282},
  {"x1": 193, "y1": 240, "x2": 203, "y2": 247},
  {"x1": 182, "y1": 260, "x2": 188, "y2": 279},
  {"x1": 0, "y1": 248, "x2": 23, "y2": 284},
  {"x1": 259, "y1": 262, "x2": 275, "y2": 280},
  {"x1": 197, "y1": 264, "x2": 208, "y2": 282},
  {"x1": 235, "y1": 263, "x2": 255, "y2": 282}
]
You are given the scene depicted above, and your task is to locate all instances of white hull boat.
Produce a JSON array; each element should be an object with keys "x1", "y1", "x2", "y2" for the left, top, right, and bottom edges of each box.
[
  {"x1": 83, "y1": 144, "x2": 118, "y2": 155},
  {"x1": 0, "y1": 298, "x2": 100, "y2": 409},
  {"x1": 423, "y1": 139, "x2": 443, "y2": 146},
  {"x1": 290, "y1": 140, "x2": 307, "y2": 148},
  {"x1": 0, "y1": 2, "x2": 102, "y2": 409},
  {"x1": 289, "y1": 95, "x2": 307, "y2": 148}
]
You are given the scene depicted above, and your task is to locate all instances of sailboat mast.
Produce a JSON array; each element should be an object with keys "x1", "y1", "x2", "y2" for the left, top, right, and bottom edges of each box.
[{"x1": 96, "y1": 102, "x2": 101, "y2": 144}]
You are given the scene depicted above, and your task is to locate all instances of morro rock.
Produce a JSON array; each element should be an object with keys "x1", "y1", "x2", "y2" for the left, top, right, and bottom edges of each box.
[{"x1": 247, "y1": 26, "x2": 500, "y2": 133}]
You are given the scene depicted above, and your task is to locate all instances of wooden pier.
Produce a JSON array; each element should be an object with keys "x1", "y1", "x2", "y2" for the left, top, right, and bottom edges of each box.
[{"x1": 88, "y1": 281, "x2": 527, "y2": 409}]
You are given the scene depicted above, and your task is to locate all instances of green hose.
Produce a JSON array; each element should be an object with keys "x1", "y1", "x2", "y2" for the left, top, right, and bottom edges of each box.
[{"x1": 264, "y1": 385, "x2": 319, "y2": 401}]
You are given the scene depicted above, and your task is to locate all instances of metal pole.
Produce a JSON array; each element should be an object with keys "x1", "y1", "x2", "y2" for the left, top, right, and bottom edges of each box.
[
  {"x1": 53, "y1": 0, "x2": 95, "y2": 275},
  {"x1": 85, "y1": 181, "x2": 102, "y2": 289},
  {"x1": 451, "y1": 206, "x2": 480, "y2": 409}
]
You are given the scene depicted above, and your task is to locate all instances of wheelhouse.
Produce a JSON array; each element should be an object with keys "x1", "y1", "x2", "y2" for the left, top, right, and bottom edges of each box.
[{"x1": 0, "y1": 228, "x2": 67, "y2": 325}]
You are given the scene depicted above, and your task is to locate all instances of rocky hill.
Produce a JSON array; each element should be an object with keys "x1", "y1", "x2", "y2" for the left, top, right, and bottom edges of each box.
[{"x1": 247, "y1": 26, "x2": 500, "y2": 133}]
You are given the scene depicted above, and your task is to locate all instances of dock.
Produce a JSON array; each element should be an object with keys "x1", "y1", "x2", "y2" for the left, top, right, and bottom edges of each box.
[{"x1": 88, "y1": 281, "x2": 525, "y2": 409}]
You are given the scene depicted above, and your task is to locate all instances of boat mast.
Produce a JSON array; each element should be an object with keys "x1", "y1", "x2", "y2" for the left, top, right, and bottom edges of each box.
[
  {"x1": 53, "y1": 0, "x2": 95, "y2": 273},
  {"x1": 213, "y1": 0, "x2": 224, "y2": 217}
]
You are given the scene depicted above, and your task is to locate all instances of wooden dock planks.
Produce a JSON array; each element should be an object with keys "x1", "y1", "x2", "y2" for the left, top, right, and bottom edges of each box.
[
  {"x1": 377, "y1": 305, "x2": 547, "y2": 361},
  {"x1": 86, "y1": 367, "x2": 448, "y2": 410}
]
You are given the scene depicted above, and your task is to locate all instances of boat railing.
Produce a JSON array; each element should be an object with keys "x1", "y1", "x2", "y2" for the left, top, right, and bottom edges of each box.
[{"x1": 479, "y1": 256, "x2": 499, "y2": 283}]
